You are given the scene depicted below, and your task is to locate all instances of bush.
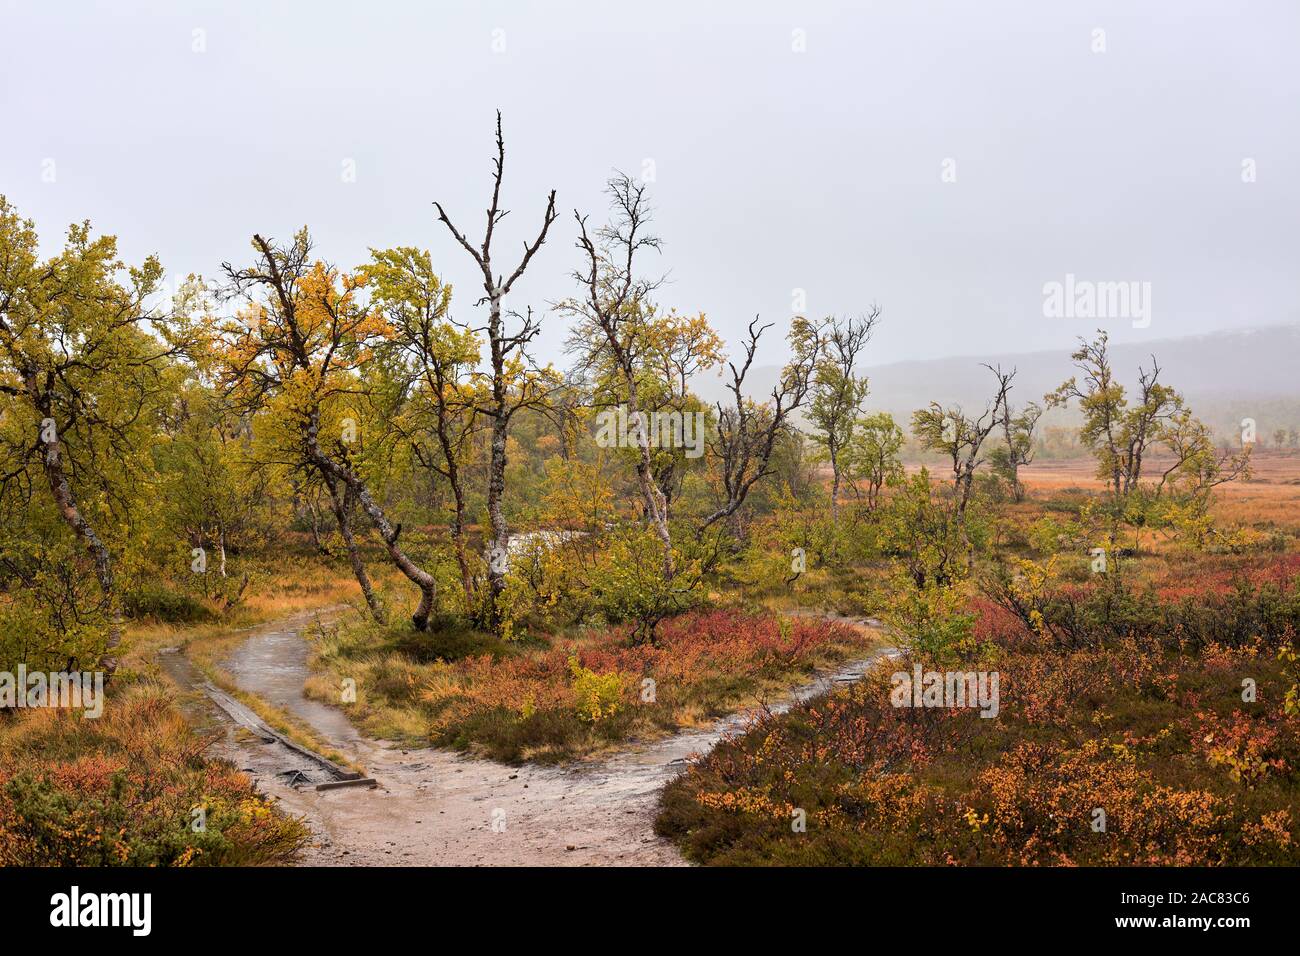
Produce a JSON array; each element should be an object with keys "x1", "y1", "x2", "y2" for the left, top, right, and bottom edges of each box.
[
  {"x1": 0, "y1": 591, "x2": 107, "y2": 674},
  {"x1": 123, "y1": 583, "x2": 214, "y2": 624},
  {"x1": 0, "y1": 686, "x2": 308, "y2": 866},
  {"x1": 590, "y1": 527, "x2": 700, "y2": 643},
  {"x1": 568, "y1": 655, "x2": 627, "y2": 723},
  {"x1": 0, "y1": 531, "x2": 109, "y2": 672},
  {"x1": 883, "y1": 573, "x2": 977, "y2": 664},
  {"x1": 497, "y1": 540, "x2": 599, "y2": 641},
  {"x1": 326, "y1": 608, "x2": 874, "y2": 762},
  {"x1": 658, "y1": 637, "x2": 1300, "y2": 866},
  {"x1": 983, "y1": 559, "x2": 1300, "y2": 652}
]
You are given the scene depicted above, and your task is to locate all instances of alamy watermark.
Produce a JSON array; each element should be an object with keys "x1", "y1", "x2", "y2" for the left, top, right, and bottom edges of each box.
[
  {"x1": 50, "y1": 886, "x2": 150, "y2": 936},
  {"x1": 1043, "y1": 273, "x2": 1151, "y2": 328},
  {"x1": 0, "y1": 667, "x2": 104, "y2": 718},
  {"x1": 594, "y1": 406, "x2": 705, "y2": 459},
  {"x1": 890, "y1": 665, "x2": 1000, "y2": 718}
]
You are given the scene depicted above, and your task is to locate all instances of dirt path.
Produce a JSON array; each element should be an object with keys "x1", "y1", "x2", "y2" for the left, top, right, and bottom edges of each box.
[{"x1": 169, "y1": 607, "x2": 894, "y2": 866}]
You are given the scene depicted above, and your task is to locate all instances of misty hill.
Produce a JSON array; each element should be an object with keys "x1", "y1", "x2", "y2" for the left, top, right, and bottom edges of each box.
[{"x1": 693, "y1": 325, "x2": 1300, "y2": 441}]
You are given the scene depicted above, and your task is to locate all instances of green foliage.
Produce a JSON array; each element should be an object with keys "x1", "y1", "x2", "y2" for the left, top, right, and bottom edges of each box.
[
  {"x1": 0, "y1": 195, "x2": 194, "y2": 667},
  {"x1": 883, "y1": 572, "x2": 977, "y2": 664},
  {"x1": 0, "y1": 513, "x2": 109, "y2": 671},
  {"x1": 496, "y1": 538, "x2": 597, "y2": 641},
  {"x1": 568, "y1": 655, "x2": 626, "y2": 722},
  {"x1": 591, "y1": 527, "x2": 701, "y2": 643},
  {"x1": 121, "y1": 584, "x2": 215, "y2": 625},
  {"x1": 877, "y1": 470, "x2": 966, "y2": 587},
  {"x1": 808, "y1": 366, "x2": 870, "y2": 470},
  {"x1": 1028, "y1": 509, "x2": 1093, "y2": 556},
  {"x1": 843, "y1": 412, "x2": 905, "y2": 507}
]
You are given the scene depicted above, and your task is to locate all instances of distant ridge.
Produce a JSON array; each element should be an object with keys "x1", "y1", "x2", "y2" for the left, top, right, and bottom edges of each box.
[{"x1": 692, "y1": 325, "x2": 1300, "y2": 438}]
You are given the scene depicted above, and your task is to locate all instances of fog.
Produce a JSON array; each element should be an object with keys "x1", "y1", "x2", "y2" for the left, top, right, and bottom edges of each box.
[{"x1": 2, "y1": 0, "x2": 1296, "y2": 371}]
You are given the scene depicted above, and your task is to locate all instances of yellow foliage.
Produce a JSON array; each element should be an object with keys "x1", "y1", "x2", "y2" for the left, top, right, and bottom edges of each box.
[{"x1": 568, "y1": 655, "x2": 626, "y2": 723}]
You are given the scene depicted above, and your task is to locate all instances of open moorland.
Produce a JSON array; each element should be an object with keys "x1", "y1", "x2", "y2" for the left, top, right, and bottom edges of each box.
[{"x1": 2, "y1": 142, "x2": 1297, "y2": 866}]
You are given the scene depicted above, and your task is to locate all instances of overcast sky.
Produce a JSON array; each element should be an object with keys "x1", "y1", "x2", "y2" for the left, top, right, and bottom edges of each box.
[{"x1": 2, "y1": 0, "x2": 1297, "y2": 371}]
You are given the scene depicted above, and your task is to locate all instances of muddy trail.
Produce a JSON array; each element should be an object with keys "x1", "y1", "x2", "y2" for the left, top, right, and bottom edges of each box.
[{"x1": 163, "y1": 607, "x2": 895, "y2": 866}]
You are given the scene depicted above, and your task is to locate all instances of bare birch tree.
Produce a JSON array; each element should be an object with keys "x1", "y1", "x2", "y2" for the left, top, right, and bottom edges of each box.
[
  {"x1": 433, "y1": 112, "x2": 558, "y2": 623},
  {"x1": 561, "y1": 173, "x2": 675, "y2": 579}
]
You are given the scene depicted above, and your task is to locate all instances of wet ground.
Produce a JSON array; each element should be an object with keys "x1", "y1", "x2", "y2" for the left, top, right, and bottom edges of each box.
[
  {"x1": 158, "y1": 637, "x2": 340, "y2": 790},
  {"x1": 164, "y1": 608, "x2": 895, "y2": 866}
]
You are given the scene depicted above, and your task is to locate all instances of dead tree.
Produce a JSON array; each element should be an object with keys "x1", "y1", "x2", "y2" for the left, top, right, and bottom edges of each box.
[
  {"x1": 700, "y1": 316, "x2": 821, "y2": 533},
  {"x1": 433, "y1": 112, "x2": 558, "y2": 623}
]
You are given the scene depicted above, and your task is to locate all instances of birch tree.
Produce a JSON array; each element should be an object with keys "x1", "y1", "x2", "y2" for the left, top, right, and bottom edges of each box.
[
  {"x1": 219, "y1": 230, "x2": 438, "y2": 628},
  {"x1": 433, "y1": 113, "x2": 558, "y2": 623},
  {"x1": 562, "y1": 174, "x2": 675, "y2": 579},
  {"x1": 807, "y1": 308, "x2": 879, "y2": 518},
  {"x1": 0, "y1": 197, "x2": 184, "y2": 674}
]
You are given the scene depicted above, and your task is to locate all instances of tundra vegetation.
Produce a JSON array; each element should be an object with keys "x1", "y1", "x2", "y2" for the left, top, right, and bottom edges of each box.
[{"x1": 1, "y1": 120, "x2": 1297, "y2": 865}]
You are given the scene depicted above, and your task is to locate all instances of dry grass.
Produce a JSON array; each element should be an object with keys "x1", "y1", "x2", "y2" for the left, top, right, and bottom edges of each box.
[
  {"x1": 121, "y1": 553, "x2": 374, "y2": 676},
  {"x1": 0, "y1": 683, "x2": 311, "y2": 866},
  {"x1": 1020, "y1": 450, "x2": 1300, "y2": 530},
  {"x1": 0, "y1": 545, "x2": 379, "y2": 866}
]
